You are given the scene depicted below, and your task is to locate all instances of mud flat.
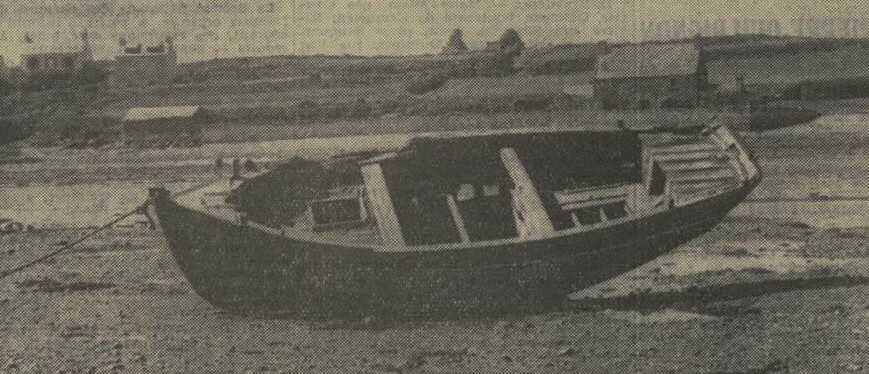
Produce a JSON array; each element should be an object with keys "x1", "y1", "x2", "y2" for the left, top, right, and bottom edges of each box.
[
  {"x1": 2, "y1": 218, "x2": 869, "y2": 373},
  {"x1": 2, "y1": 113, "x2": 869, "y2": 372}
]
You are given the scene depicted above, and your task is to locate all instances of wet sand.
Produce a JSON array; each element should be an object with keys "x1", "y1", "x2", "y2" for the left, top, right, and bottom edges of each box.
[{"x1": 2, "y1": 114, "x2": 869, "y2": 373}]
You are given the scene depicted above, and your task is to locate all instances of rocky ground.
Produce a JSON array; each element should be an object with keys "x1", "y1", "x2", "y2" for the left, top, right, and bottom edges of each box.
[{"x1": 2, "y1": 113, "x2": 869, "y2": 373}]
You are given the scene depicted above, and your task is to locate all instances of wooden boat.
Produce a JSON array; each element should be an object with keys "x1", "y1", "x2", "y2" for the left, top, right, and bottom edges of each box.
[{"x1": 147, "y1": 124, "x2": 761, "y2": 317}]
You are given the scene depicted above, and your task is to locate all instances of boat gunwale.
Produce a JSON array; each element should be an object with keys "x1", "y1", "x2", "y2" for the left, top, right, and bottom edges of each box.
[{"x1": 162, "y1": 178, "x2": 758, "y2": 254}]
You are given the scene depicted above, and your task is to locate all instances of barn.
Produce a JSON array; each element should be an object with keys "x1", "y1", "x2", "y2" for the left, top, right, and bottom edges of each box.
[
  {"x1": 121, "y1": 106, "x2": 204, "y2": 147},
  {"x1": 593, "y1": 43, "x2": 708, "y2": 110}
]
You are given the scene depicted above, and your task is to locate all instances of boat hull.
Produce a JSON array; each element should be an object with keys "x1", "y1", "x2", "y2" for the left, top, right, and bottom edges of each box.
[{"x1": 150, "y1": 184, "x2": 756, "y2": 317}]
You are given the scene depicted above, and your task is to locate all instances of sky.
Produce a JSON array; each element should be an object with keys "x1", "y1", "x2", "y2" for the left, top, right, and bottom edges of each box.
[{"x1": 1, "y1": 0, "x2": 869, "y2": 65}]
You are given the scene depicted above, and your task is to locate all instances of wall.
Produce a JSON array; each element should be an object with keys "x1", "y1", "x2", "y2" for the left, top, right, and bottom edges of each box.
[
  {"x1": 21, "y1": 52, "x2": 87, "y2": 75},
  {"x1": 593, "y1": 74, "x2": 700, "y2": 110},
  {"x1": 121, "y1": 117, "x2": 202, "y2": 145}
]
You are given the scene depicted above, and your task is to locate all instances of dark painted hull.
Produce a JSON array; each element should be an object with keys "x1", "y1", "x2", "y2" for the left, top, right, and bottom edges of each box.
[{"x1": 151, "y1": 183, "x2": 756, "y2": 317}]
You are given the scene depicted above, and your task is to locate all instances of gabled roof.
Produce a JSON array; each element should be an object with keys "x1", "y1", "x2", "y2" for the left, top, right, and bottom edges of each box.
[
  {"x1": 21, "y1": 46, "x2": 84, "y2": 57},
  {"x1": 123, "y1": 106, "x2": 201, "y2": 122},
  {"x1": 595, "y1": 43, "x2": 701, "y2": 80},
  {"x1": 20, "y1": 38, "x2": 86, "y2": 56}
]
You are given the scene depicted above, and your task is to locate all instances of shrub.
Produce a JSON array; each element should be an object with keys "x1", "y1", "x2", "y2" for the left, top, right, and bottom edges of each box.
[
  {"x1": 348, "y1": 98, "x2": 373, "y2": 118},
  {"x1": 73, "y1": 61, "x2": 109, "y2": 85},
  {"x1": 406, "y1": 74, "x2": 448, "y2": 95}
]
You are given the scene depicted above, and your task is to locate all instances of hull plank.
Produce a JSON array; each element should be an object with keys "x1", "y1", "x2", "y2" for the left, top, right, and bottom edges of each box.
[{"x1": 151, "y1": 183, "x2": 754, "y2": 317}]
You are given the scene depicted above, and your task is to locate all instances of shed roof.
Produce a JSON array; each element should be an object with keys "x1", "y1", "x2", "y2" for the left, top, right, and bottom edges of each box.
[
  {"x1": 123, "y1": 106, "x2": 201, "y2": 122},
  {"x1": 595, "y1": 43, "x2": 700, "y2": 80}
]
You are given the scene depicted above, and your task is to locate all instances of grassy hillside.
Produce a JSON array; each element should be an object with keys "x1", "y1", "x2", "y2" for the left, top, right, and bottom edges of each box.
[
  {"x1": 0, "y1": 34, "x2": 856, "y2": 149},
  {"x1": 709, "y1": 46, "x2": 869, "y2": 90},
  {"x1": 179, "y1": 51, "x2": 514, "y2": 83},
  {"x1": 425, "y1": 73, "x2": 593, "y2": 99},
  {"x1": 92, "y1": 81, "x2": 409, "y2": 114}
]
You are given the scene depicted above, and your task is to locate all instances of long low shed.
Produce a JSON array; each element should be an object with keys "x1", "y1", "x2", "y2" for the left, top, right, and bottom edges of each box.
[{"x1": 121, "y1": 106, "x2": 204, "y2": 145}]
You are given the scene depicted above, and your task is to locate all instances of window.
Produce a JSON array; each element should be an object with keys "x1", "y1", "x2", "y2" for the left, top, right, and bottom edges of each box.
[
  {"x1": 482, "y1": 184, "x2": 500, "y2": 197},
  {"x1": 456, "y1": 184, "x2": 475, "y2": 202},
  {"x1": 570, "y1": 208, "x2": 601, "y2": 226},
  {"x1": 309, "y1": 197, "x2": 364, "y2": 227},
  {"x1": 456, "y1": 184, "x2": 476, "y2": 201}
]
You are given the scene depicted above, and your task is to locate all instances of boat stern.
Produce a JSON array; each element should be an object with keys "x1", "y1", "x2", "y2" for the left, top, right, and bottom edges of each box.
[{"x1": 705, "y1": 122, "x2": 763, "y2": 187}]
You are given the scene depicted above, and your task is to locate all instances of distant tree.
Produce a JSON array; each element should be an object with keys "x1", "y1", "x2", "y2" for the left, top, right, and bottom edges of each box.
[
  {"x1": 499, "y1": 29, "x2": 525, "y2": 55},
  {"x1": 442, "y1": 28, "x2": 469, "y2": 55}
]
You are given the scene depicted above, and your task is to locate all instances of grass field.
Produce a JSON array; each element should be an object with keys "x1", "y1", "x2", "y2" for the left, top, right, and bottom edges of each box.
[
  {"x1": 708, "y1": 46, "x2": 869, "y2": 90},
  {"x1": 425, "y1": 73, "x2": 593, "y2": 99},
  {"x1": 93, "y1": 81, "x2": 410, "y2": 114}
]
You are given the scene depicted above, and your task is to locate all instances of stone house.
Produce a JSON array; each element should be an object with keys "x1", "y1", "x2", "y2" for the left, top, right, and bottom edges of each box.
[
  {"x1": 110, "y1": 37, "x2": 179, "y2": 89},
  {"x1": 20, "y1": 32, "x2": 93, "y2": 77}
]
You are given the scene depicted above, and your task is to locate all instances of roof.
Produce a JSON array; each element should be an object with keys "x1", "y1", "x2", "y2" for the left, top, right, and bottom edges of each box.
[
  {"x1": 122, "y1": 106, "x2": 201, "y2": 122},
  {"x1": 118, "y1": 43, "x2": 174, "y2": 57},
  {"x1": 595, "y1": 43, "x2": 701, "y2": 80},
  {"x1": 20, "y1": 41, "x2": 85, "y2": 56}
]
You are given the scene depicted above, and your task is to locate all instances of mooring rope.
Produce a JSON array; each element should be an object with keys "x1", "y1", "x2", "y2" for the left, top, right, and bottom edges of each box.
[
  {"x1": 0, "y1": 208, "x2": 145, "y2": 280},
  {"x1": 0, "y1": 179, "x2": 217, "y2": 280}
]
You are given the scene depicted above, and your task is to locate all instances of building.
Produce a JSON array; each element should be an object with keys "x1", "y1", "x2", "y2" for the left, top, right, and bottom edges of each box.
[
  {"x1": 121, "y1": 106, "x2": 204, "y2": 147},
  {"x1": 593, "y1": 43, "x2": 708, "y2": 110},
  {"x1": 515, "y1": 42, "x2": 611, "y2": 75},
  {"x1": 20, "y1": 31, "x2": 93, "y2": 76},
  {"x1": 110, "y1": 37, "x2": 179, "y2": 89}
]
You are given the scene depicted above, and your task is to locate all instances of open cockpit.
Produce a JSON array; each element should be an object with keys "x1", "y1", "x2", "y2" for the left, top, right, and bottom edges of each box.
[{"x1": 182, "y1": 126, "x2": 758, "y2": 249}]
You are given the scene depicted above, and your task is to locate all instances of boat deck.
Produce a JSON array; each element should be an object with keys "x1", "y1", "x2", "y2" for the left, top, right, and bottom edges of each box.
[
  {"x1": 174, "y1": 178, "x2": 386, "y2": 247},
  {"x1": 168, "y1": 126, "x2": 756, "y2": 252}
]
